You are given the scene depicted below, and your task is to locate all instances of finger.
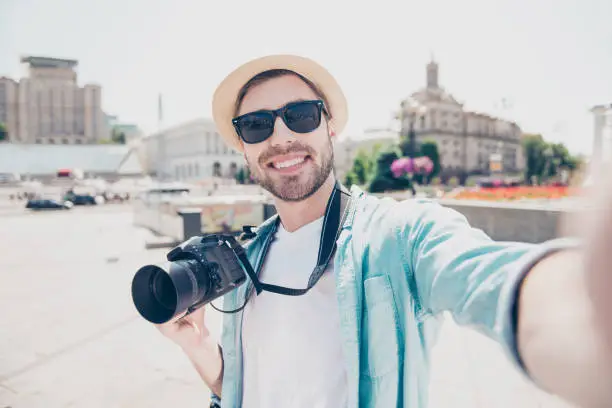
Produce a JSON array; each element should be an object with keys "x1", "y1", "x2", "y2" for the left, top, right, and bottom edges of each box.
[{"x1": 180, "y1": 306, "x2": 206, "y2": 326}]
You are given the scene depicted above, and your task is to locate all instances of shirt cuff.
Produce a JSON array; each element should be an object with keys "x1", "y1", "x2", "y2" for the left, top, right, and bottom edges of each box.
[
  {"x1": 498, "y1": 237, "x2": 582, "y2": 379},
  {"x1": 209, "y1": 394, "x2": 221, "y2": 407}
]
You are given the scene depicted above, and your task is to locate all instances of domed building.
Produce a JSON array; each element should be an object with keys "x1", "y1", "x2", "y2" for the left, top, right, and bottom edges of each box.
[{"x1": 397, "y1": 60, "x2": 525, "y2": 179}]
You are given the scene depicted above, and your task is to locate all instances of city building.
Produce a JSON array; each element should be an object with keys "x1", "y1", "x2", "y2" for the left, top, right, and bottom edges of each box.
[
  {"x1": 334, "y1": 128, "x2": 399, "y2": 181},
  {"x1": 0, "y1": 144, "x2": 143, "y2": 182},
  {"x1": 396, "y1": 59, "x2": 525, "y2": 177},
  {"x1": 0, "y1": 56, "x2": 106, "y2": 144},
  {"x1": 141, "y1": 118, "x2": 244, "y2": 181},
  {"x1": 105, "y1": 114, "x2": 144, "y2": 145},
  {"x1": 590, "y1": 103, "x2": 612, "y2": 171}
]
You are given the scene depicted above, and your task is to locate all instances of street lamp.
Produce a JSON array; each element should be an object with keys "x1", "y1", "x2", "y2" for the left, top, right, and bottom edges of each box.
[
  {"x1": 397, "y1": 98, "x2": 428, "y2": 196},
  {"x1": 399, "y1": 98, "x2": 427, "y2": 158}
]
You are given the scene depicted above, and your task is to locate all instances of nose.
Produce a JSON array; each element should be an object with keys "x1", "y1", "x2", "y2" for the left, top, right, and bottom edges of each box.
[{"x1": 267, "y1": 115, "x2": 298, "y2": 146}]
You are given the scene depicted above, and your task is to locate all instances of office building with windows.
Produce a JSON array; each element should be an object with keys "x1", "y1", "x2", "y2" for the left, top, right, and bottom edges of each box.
[{"x1": 0, "y1": 56, "x2": 106, "y2": 144}]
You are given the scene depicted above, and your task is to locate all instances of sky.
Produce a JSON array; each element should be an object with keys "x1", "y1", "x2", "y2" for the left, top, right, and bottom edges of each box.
[{"x1": 1, "y1": 0, "x2": 611, "y2": 155}]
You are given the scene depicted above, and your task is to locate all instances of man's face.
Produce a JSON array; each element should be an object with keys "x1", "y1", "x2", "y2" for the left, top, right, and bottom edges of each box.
[{"x1": 237, "y1": 74, "x2": 335, "y2": 202}]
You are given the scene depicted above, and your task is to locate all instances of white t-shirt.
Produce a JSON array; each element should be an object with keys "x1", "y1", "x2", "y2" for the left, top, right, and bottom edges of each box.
[{"x1": 241, "y1": 216, "x2": 348, "y2": 408}]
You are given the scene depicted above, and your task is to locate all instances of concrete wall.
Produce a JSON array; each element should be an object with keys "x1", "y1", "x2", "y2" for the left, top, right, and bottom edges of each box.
[
  {"x1": 133, "y1": 189, "x2": 576, "y2": 245},
  {"x1": 375, "y1": 192, "x2": 571, "y2": 243},
  {"x1": 438, "y1": 199, "x2": 565, "y2": 243}
]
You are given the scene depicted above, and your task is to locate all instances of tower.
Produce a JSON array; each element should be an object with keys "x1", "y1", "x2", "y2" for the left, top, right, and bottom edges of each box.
[{"x1": 426, "y1": 57, "x2": 439, "y2": 89}]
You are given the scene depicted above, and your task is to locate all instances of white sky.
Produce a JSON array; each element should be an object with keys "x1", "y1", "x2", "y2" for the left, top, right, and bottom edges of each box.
[{"x1": 1, "y1": 0, "x2": 611, "y2": 155}]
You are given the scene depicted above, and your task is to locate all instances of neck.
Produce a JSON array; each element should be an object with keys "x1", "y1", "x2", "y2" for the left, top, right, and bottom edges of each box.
[{"x1": 273, "y1": 174, "x2": 336, "y2": 233}]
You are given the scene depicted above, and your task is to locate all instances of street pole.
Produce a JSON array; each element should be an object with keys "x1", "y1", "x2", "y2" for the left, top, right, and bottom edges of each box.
[
  {"x1": 407, "y1": 113, "x2": 416, "y2": 196},
  {"x1": 408, "y1": 117, "x2": 416, "y2": 158}
]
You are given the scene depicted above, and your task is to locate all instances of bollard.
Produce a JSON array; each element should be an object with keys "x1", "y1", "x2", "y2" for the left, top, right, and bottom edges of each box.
[
  {"x1": 178, "y1": 208, "x2": 203, "y2": 241},
  {"x1": 263, "y1": 203, "x2": 277, "y2": 219}
]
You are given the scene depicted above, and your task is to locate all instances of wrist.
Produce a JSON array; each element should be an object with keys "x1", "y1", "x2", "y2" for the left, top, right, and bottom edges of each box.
[
  {"x1": 183, "y1": 337, "x2": 223, "y2": 390},
  {"x1": 182, "y1": 336, "x2": 220, "y2": 362}
]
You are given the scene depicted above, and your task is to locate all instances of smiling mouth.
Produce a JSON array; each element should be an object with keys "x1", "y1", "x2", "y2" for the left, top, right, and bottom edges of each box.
[{"x1": 267, "y1": 155, "x2": 311, "y2": 170}]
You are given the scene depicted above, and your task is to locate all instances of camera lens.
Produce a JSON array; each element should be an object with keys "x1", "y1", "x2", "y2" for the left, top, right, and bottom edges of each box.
[
  {"x1": 131, "y1": 259, "x2": 211, "y2": 324},
  {"x1": 151, "y1": 271, "x2": 176, "y2": 311}
]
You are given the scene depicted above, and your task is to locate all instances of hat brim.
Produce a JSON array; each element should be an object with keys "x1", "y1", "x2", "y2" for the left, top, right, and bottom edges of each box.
[{"x1": 212, "y1": 54, "x2": 348, "y2": 152}]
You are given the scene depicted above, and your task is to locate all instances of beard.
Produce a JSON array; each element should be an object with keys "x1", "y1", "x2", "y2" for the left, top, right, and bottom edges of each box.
[{"x1": 246, "y1": 138, "x2": 334, "y2": 202}]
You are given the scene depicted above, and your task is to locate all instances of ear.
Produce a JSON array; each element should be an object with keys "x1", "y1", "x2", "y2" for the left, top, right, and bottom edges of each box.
[{"x1": 328, "y1": 122, "x2": 337, "y2": 139}]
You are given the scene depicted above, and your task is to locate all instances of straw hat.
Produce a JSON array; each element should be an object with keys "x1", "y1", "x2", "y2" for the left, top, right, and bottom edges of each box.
[{"x1": 211, "y1": 54, "x2": 348, "y2": 152}]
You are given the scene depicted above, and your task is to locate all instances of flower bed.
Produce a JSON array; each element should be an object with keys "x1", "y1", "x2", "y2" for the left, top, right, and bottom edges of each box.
[{"x1": 447, "y1": 186, "x2": 579, "y2": 201}]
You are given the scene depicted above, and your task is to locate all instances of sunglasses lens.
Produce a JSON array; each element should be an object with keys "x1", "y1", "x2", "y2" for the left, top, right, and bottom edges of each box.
[
  {"x1": 284, "y1": 101, "x2": 322, "y2": 133},
  {"x1": 237, "y1": 112, "x2": 274, "y2": 143}
]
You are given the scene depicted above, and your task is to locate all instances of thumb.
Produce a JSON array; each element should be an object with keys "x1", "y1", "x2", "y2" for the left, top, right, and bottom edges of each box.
[{"x1": 182, "y1": 305, "x2": 206, "y2": 326}]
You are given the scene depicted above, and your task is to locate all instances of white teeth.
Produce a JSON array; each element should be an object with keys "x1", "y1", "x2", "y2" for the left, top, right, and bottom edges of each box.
[{"x1": 273, "y1": 157, "x2": 306, "y2": 169}]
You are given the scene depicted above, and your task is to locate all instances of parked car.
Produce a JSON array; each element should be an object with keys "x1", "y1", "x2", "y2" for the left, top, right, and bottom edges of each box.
[
  {"x1": 63, "y1": 192, "x2": 98, "y2": 205},
  {"x1": 25, "y1": 199, "x2": 74, "y2": 211}
]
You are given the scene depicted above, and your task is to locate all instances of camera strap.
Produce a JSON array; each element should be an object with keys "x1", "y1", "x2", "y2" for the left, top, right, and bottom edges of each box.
[{"x1": 225, "y1": 182, "x2": 352, "y2": 301}]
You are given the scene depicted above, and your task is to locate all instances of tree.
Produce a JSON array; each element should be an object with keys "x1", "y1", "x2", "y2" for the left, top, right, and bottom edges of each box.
[
  {"x1": 419, "y1": 140, "x2": 441, "y2": 177},
  {"x1": 235, "y1": 167, "x2": 253, "y2": 184},
  {"x1": 111, "y1": 127, "x2": 126, "y2": 144},
  {"x1": 352, "y1": 150, "x2": 372, "y2": 185},
  {"x1": 343, "y1": 145, "x2": 382, "y2": 187},
  {"x1": 344, "y1": 171, "x2": 358, "y2": 187},
  {"x1": 522, "y1": 134, "x2": 548, "y2": 184},
  {"x1": 522, "y1": 134, "x2": 582, "y2": 184},
  {"x1": 368, "y1": 148, "x2": 412, "y2": 193},
  {"x1": 412, "y1": 140, "x2": 441, "y2": 184},
  {"x1": 0, "y1": 122, "x2": 7, "y2": 142}
]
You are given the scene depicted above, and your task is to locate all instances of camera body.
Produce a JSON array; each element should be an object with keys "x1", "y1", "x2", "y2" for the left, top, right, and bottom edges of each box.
[
  {"x1": 166, "y1": 234, "x2": 247, "y2": 311},
  {"x1": 131, "y1": 234, "x2": 247, "y2": 324}
]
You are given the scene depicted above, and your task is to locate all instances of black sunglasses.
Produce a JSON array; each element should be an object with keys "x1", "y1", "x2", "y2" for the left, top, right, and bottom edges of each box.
[{"x1": 232, "y1": 99, "x2": 328, "y2": 144}]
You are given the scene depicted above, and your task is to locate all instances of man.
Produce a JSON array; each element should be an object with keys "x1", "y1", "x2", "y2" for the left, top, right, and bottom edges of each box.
[{"x1": 157, "y1": 54, "x2": 612, "y2": 407}]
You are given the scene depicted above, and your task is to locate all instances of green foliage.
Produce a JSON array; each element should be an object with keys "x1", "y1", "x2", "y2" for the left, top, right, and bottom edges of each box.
[
  {"x1": 419, "y1": 140, "x2": 441, "y2": 177},
  {"x1": 343, "y1": 144, "x2": 383, "y2": 187},
  {"x1": 367, "y1": 147, "x2": 413, "y2": 193},
  {"x1": 235, "y1": 167, "x2": 252, "y2": 184},
  {"x1": 412, "y1": 140, "x2": 441, "y2": 185},
  {"x1": 521, "y1": 134, "x2": 582, "y2": 184},
  {"x1": 0, "y1": 122, "x2": 7, "y2": 142},
  {"x1": 344, "y1": 171, "x2": 358, "y2": 187},
  {"x1": 111, "y1": 127, "x2": 126, "y2": 144}
]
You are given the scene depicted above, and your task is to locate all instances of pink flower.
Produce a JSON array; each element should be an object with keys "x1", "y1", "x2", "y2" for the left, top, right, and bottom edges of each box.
[
  {"x1": 391, "y1": 156, "x2": 435, "y2": 178},
  {"x1": 413, "y1": 156, "x2": 434, "y2": 175},
  {"x1": 391, "y1": 158, "x2": 413, "y2": 178}
]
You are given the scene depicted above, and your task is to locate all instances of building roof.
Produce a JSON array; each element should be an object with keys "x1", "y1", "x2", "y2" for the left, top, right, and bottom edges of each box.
[
  {"x1": 145, "y1": 117, "x2": 217, "y2": 140},
  {"x1": 410, "y1": 87, "x2": 462, "y2": 106},
  {"x1": 0, "y1": 144, "x2": 142, "y2": 175},
  {"x1": 20, "y1": 56, "x2": 78, "y2": 69}
]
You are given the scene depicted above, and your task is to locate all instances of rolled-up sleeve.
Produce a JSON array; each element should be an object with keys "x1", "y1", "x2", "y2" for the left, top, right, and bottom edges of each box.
[{"x1": 399, "y1": 199, "x2": 580, "y2": 374}]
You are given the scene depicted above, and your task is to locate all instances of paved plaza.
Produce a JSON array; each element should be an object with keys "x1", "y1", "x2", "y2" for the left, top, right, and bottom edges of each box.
[{"x1": 0, "y1": 205, "x2": 575, "y2": 407}]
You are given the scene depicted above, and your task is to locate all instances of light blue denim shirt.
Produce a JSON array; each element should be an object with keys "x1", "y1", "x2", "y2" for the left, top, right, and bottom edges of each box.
[{"x1": 212, "y1": 185, "x2": 575, "y2": 408}]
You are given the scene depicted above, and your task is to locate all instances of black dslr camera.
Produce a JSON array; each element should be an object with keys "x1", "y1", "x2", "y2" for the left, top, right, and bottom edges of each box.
[{"x1": 131, "y1": 234, "x2": 248, "y2": 324}]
